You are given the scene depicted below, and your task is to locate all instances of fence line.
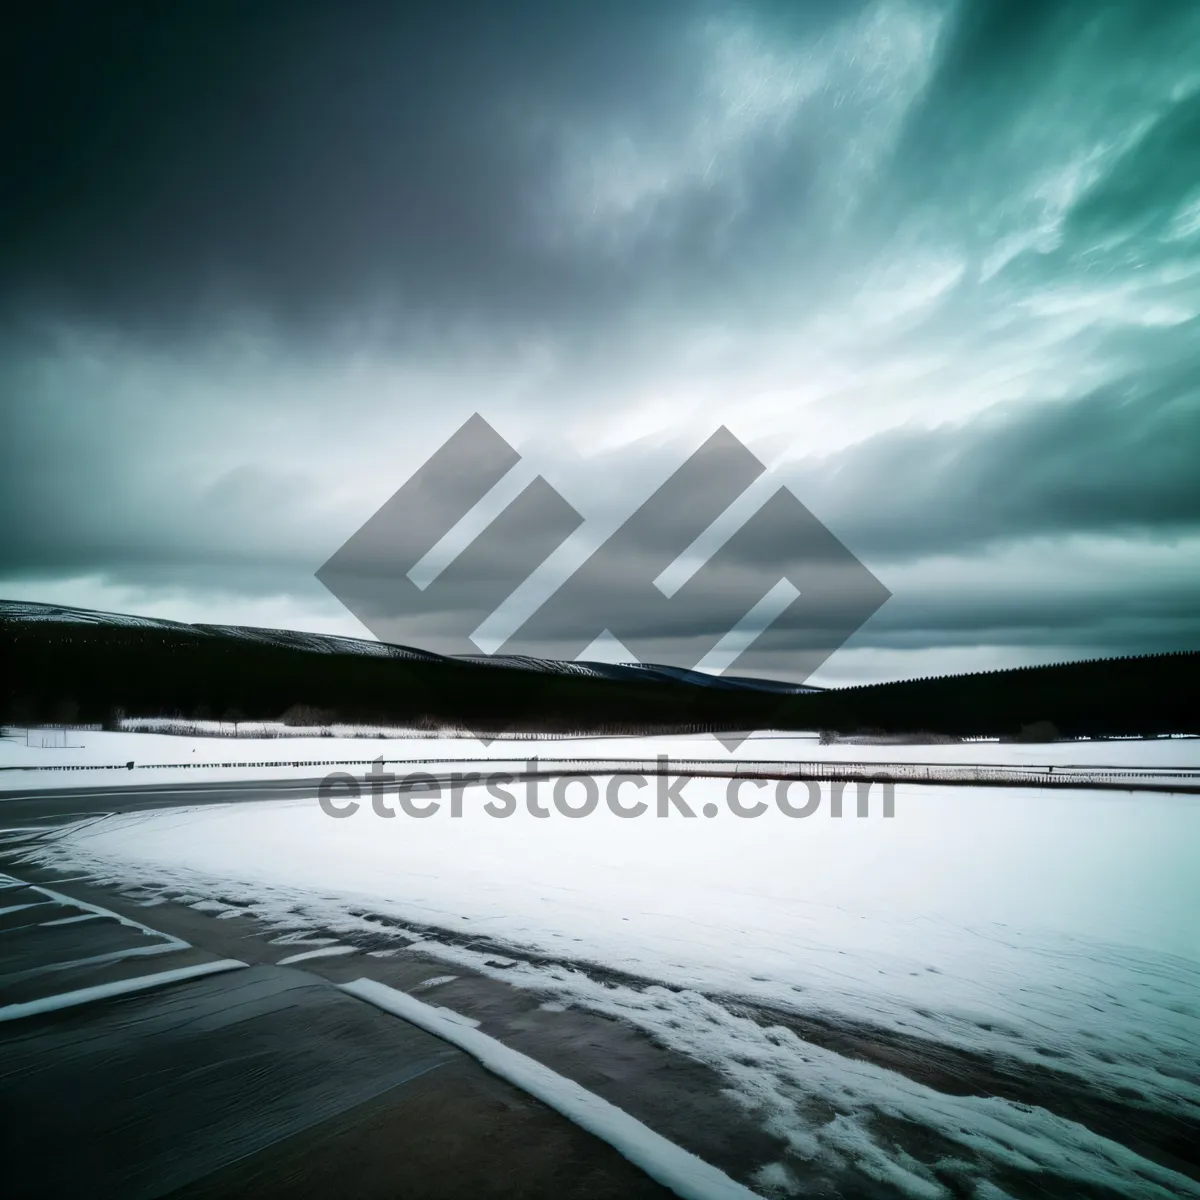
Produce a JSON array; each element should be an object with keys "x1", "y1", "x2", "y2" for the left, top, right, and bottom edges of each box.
[{"x1": 2, "y1": 756, "x2": 1197, "y2": 793}]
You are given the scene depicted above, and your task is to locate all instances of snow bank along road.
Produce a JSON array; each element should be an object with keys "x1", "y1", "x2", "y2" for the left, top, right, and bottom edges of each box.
[
  {"x1": 3, "y1": 754, "x2": 1199, "y2": 1199},
  {"x1": 0, "y1": 853, "x2": 748, "y2": 1199}
]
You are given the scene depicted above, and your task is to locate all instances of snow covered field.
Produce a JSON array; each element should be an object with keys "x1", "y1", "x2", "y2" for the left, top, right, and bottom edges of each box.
[
  {"x1": 3, "y1": 726, "x2": 1197, "y2": 791},
  {"x1": 15, "y1": 776, "x2": 1200, "y2": 1199}
]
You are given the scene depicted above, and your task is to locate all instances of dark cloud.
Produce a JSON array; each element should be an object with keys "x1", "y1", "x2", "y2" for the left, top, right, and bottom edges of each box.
[
  {"x1": 5, "y1": 0, "x2": 1198, "y2": 343},
  {"x1": 3, "y1": 0, "x2": 1199, "y2": 677},
  {"x1": 2, "y1": 351, "x2": 1198, "y2": 670},
  {"x1": 791, "y1": 359, "x2": 1200, "y2": 560},
  {"x1": 1, "y1": 1, "x2": 772, "y2": 338}
]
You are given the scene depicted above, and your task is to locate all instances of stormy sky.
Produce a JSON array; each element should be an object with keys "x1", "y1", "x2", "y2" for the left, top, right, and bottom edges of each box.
[{"x1": 3, "y1": 0, "x2": 1198, "y2": 684}]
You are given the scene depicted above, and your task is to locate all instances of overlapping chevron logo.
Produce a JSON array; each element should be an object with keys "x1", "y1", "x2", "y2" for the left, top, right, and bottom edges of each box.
[{"x1": 318, "y1": 413, "x2": 888, "y2": 729}]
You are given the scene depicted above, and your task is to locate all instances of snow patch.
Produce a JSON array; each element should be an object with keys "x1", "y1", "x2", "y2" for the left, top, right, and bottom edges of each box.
[
  {"x1": 276, "y1": 945, "x2": 358, "y2": 965},
  {"x1": 341, "y1": 977, "x2": 763, "y2": 1200},
  {"x1": 0, "y1": 959, "x2": 247, "y2": 1022}
]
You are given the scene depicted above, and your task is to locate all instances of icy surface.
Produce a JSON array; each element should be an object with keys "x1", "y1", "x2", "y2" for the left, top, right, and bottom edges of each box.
[{"x1": 17, "y1": 778, "x2": 1200, "y2": 1197}]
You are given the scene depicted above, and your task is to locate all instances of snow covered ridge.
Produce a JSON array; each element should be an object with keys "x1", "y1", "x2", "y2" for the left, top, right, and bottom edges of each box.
[
  {"x1": 5, "y1": 598, "x2": 1197, "y2": 737},
  {"x1": 0, "y1": 599, "x2": 427, "y2": 660},
  {"x1": 0, "y1": 599, "x2": 820, "y2": 694}
]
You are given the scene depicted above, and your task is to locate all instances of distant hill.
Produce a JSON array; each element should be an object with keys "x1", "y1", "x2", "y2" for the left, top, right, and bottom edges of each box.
[{"x1": 1, "y1": 600, "x2": 1196, "y2": 738}]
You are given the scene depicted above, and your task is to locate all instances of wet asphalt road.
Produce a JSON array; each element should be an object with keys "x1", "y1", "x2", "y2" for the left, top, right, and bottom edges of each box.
[
  {"x1": 4, "y1": 780, "x2": 1198, "y2": 1199},
  {"x1": 0, "y1": 780, "x2": 701, "y2": 1200},
  {"x1": 0, "y1": 775, "x2": 373, "y2": 824}
]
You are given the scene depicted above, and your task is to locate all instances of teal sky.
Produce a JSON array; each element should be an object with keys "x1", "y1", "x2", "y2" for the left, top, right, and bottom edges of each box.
[{"x1": 2, "y1": 0, "x2": 1198, "y2": 684}]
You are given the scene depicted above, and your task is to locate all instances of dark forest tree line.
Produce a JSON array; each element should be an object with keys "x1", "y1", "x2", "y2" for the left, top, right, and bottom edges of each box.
[{"x1": 2, "y1": 616, "x2": 1196, "y2": 739}]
